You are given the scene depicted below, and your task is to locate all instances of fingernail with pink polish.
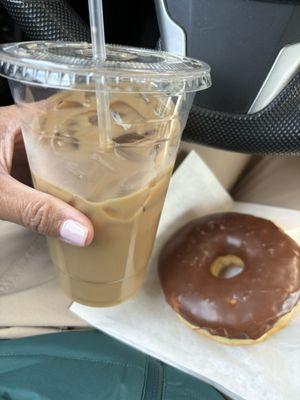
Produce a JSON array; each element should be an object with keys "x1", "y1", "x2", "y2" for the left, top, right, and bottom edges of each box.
[{"x1": 60, "y1": 220, "x2": 88, "y2": 247}]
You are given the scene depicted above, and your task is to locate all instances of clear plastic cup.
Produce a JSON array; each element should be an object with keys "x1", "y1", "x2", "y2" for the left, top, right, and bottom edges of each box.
[{"x1": 0, "y1": 42, "x2": 211, "y2": 307}]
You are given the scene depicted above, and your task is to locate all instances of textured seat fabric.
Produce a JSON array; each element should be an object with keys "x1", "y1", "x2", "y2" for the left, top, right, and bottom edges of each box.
[
  {"x1": 0, "y1": 330, "x2": 224, "y2": 400},
  {"x1": 184, "y1": 73, "x2": 300, "y2": 154}
]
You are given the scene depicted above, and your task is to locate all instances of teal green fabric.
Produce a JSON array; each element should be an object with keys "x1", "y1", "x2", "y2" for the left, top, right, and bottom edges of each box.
[{"x1": 0, "y1": 330, "x2": 224, "y2": 400}]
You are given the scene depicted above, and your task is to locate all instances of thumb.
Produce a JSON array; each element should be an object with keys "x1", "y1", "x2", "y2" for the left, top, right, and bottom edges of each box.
[{"x1": 0, "y1": 174, "x2": 94, "y2": 247}]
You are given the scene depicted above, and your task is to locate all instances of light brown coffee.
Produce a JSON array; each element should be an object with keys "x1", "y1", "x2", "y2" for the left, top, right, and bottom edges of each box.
[
  {"x1": 33, "y1": 169, "x2": 171, "y2": 306},
  {"x1": 26, "y1": 89, "x2": 180, "y2": 306}
]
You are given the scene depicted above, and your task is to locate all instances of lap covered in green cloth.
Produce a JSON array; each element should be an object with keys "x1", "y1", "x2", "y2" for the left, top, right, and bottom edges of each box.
[{"x1": 0, "y1": 330, "x2": 224, "y2": 400}]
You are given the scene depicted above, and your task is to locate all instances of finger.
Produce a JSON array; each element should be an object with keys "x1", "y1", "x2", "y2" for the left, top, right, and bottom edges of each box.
[{"x1": 0, "y1": 173, "x2": 94, "y2": 247}]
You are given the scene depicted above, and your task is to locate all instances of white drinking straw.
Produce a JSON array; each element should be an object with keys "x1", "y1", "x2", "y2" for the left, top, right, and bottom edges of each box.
[{"x1": 88, "y1": 0, "x2": 111, "y2": 147}]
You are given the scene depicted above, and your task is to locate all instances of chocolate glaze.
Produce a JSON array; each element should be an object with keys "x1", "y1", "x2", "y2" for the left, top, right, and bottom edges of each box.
[{"x1": 158, "y1": 213, "x2": 300, "y2": 340}]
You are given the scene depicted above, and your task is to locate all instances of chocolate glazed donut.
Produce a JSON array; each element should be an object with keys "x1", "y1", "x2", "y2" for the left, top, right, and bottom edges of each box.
[{"x1": 158, "y1": 213, "x2": 300, "y2": 344}]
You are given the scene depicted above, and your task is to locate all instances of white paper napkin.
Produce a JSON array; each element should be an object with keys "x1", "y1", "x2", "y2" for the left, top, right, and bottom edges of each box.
[{"x1": 71, "y1": 151, "x2": 300, "y2": 400}]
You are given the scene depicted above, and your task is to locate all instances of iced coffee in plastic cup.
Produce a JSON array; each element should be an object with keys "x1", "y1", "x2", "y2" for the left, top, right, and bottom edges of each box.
[{"x1": 0, "y1": 42, "x2": 211, "y2": 306}]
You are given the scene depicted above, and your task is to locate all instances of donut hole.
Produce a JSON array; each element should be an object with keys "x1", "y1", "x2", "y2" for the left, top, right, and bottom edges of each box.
[{"x1": 210, "y1": 255, "x2": 245, "y2": 279}]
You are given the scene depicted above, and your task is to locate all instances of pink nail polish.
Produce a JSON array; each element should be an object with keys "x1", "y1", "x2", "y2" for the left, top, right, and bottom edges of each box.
[{"x1": 60, "y1": 220, "x2": 88, "y2": 247}]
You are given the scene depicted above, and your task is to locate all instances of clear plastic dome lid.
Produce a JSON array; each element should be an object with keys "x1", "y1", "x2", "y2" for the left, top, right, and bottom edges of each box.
[{"x1": 0, "y1": 41, "x2": 211, "y2": 93}]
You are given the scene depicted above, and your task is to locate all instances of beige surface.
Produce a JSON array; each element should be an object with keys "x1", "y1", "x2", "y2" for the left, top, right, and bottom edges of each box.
[
  {"x1": 0, "y1": 327, "x2": 67, "y2": 340},
  {"x1": 0, "y1": 278, "x2": 87, "y2": 328},
  {"x1": 179, "y1": 141, "x2": 251, "y2": 191},
  {"x1": 0, "y1": 221, "x2": 88, "y2": 339},
  {"x1": 233, "y1": 155, "x2": 300, "y2": 210},
  {"x1": 1, "y1": 143, "x2": 300, "y2": 339}
]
